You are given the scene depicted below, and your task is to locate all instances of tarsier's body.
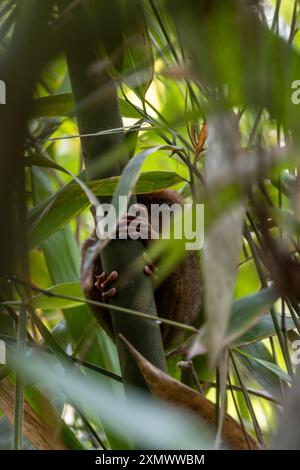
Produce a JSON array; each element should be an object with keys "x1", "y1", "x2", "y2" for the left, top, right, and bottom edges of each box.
[{"x1": 81, "y1": 190, "x2": 202, "y2": 348}]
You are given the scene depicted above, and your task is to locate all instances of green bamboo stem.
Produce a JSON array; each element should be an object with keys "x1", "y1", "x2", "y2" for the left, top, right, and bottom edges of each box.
[{"x1": 62, "y1": 1, "x2": 166, "y2": 389}]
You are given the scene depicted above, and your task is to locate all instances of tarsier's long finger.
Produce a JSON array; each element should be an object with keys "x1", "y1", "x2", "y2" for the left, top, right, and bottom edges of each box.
[
  {"x1": 100, "y1": 270, "x2": 119, "y2": 290},
  {"x1": 118, "y1": 216, "x2": 148, "y2": 227},
  {"x1": 143, "y1": 251, "x2": 155, "y2": 268},
  {"x1": 94, "y1": 272, "x2": 106, "y2": 289},
  {"x1": 144, "y1": 265, "x2": 158, "y2": 279},
  {"x1": 118, "y1": 216, "x2": 152, "y2": 239},
  {"x1": 102, "y1": 287, "x2": 117, "y2": 301},
  {"x1": 128, "y1": 204, "x2": 149, "y2": 219},
  {"x1": 143, "y1": 252, "x2": 158, "y2": 278}
]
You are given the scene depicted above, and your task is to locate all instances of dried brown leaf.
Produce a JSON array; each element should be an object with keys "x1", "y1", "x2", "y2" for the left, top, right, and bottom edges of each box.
[
  {"x1": 0, "y1": 378, "x2": 68, "y2": 450},
  {"x1": 120, "y1": 335, "x2": 259, "y2": 450}
]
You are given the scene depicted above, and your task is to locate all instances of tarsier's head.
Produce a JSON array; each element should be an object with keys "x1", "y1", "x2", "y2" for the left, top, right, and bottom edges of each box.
[
  {"x1": 136, "y1": 190, "x2": 184, "y2": 241},
  {"x1": 137, "y1": 189, "x2": 184, "y2": 209}
]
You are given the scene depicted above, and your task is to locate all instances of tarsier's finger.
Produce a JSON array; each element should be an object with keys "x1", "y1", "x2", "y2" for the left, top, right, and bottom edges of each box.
[
  {"x1": 144, "y1": 265, "x2": 152, "y2": 276},
  {"x1": 95, "y1": 272, "x2": 106, "y2": 281},
  {"x1": 128, "y1": 204, "x2": 149, "y2": 219},
  {"x1": 144, "y1": 265, "x2": 158, "y2": 279},
  {"x1": 102, "y1": 287, "x2": 117, "y2": 301},
  {"x1": 119, "y1": 215, "x2": 148, "y2": 225},
  {"x1": 143, "y1": 251, "x2": 156, "y2": 269},
  {"x1": 118, "y1": 217, "x2": 150, "y2": 239},
  {"x1": 94, "y1": 272, "x2": 106, "y2": 289},
  {"x1": 100, "y1": 270, "x2": 118, "y2": 290},
  {"x1": 143, "y1": 252, "x2": 158, "y2": 278}
]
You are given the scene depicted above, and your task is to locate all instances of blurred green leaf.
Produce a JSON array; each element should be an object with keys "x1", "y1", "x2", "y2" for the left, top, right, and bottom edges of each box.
[
  {"x1": 31, "y1": 93, "x2": 140, "y2": 119},
  {"x1": 28, "y1": 170, "x2": 185, "y2": 248},
  {"x1": 233, "y1": 315, "x2": 295, "y2": 347},
  {"x1": 25, "y1": 155, "x2": 68, "y2": 173},
  {"x1": 14, "y1": 353, "x2": 212, "y2": 450},
  {"x1": 190, "y1": 288, "x2": 278, "y2": 357},
  {"x1": 235, "y1": 343, "x2": 283, "y2": 400},
  {"x1": 236, "y1": 348, "x2": 291, "y2": 384},
  {"x1": 224, "y1": 288, "x2": 279, "y2": 346},
  {"x1": 5, "y1": 282, "x2": 83, "y2": 310},
  {"x1": 110, "y1": 3, "x2": 154, "y2": 100}
]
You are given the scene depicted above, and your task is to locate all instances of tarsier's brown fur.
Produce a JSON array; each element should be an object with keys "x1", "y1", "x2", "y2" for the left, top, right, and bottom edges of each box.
[{"x1": 81, "y1": 190, "x2": 202, "y2": 348}]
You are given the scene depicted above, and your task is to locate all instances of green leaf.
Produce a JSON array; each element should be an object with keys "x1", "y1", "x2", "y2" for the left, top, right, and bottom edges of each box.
[
  {"x1": 110, "y1": 146, "x2": 175, "y2": 222},
  {"x1": 28, "y1": 170, "x2": 184, "y2": 248},
  {"x1": 271, "y1": 171, "x2": 295, "y2": 198},
  {"x1": 111, "y1": 4, "x2": 154, "y2": 100},
  {"x1": 224, "y1": 288, "x2": 279, "y2": 346},
  {"x1": 190, "y1": 288, "x2": 278, "y2": 357},
  {"x1": 31, "y1": 93, "x2": 140, "y2": 119},
  {"x1": 24, "y1": 155, "x2": 68, "y2": 173},
  {"x1": 119, "y1": 98, "x2": 141, "y2": 119},
  {"x1": 233, "y1": 315, "x2": 295, "y2": 347},
  {"x1": 31, "y1": 93, "x2": 74, "y2": 117},
  {"x1": 30, "y1": 282, "x2": 83, "y2": 310},
  {"x1": 234, "y1": 343, "x2": 283, "y2": 400},
  {"x1": 5, "y1": 282, "x2": 83, "y2": 310},
  {"x1": 236, "y1": 348, "x2": 292, "y2": 384},
  {"x1": 15, "y1": 354, "x2": 212, "y2": 450}
]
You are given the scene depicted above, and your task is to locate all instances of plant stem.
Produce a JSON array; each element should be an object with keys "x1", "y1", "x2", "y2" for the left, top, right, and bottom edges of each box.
[
  {"x1": 61, "y1": 0, "x2": 167, "y2": 390},
  {"x1": 13, "y1": 302, "x2": 26, "y2": 450}
]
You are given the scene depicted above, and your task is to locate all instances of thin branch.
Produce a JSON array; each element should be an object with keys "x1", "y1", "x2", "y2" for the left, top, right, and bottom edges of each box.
[{"x1": 0, "y1": 274, "x2": 197, "y2": 334}]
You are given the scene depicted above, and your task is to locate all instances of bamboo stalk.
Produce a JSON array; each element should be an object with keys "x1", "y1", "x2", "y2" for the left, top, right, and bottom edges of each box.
[{"x1": 62, "y1": 0, "x2": 167, "y2": 389}]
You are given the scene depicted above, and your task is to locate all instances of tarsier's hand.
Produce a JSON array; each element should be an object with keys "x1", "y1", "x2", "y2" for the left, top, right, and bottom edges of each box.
[
  {"x1": 116, "y1": 204, "x2": 158, "y2": 242},
  {"x1": 94, "y1": 271, "x2": 118, "y2": 301},
  {"x1": 81, "y1": 190, "x2": 202, "y2": 348},
  {"x1": 94, "y1": 207, "x2": 158, "y2": 301}
]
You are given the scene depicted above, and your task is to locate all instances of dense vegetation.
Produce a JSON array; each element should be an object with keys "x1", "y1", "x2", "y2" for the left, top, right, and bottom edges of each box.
[{"x1": 1, "y1": 0, "x2": 300, "y2": 450}]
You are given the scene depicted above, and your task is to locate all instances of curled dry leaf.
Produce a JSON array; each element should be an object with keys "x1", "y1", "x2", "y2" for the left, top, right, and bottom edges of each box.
[
  {"x1": 0, "y1": 378, "x2": 68, "y2": 450},
  {"x1": 120, "y1": 335, "x2": 259, "y2": 450}
]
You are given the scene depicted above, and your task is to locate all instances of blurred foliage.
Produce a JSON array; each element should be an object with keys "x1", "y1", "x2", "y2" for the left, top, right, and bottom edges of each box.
[{"x1": 1, "y1": 0, "x2": 300, "y2": 450}]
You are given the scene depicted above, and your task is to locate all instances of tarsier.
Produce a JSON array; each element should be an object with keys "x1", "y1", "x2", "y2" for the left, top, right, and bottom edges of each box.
[{"x1": 81, "y1": 189, "x2": 202, "y2": 348}]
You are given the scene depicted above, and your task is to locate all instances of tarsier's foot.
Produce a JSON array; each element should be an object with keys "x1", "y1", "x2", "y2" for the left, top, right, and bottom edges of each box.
[{"x1": 94, "y1": 271, "x2": 118, "y2": 301}]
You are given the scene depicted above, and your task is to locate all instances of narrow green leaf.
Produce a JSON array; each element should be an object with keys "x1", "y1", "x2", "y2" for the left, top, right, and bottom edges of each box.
[
  {"x1": 31, "y1": 93, "x2": 74, "y2": 117},
  {"x1": 189, "y1": 288, "x2": 279, "y2": 357},
  {"x1": 111, "y1": 146, "x2": 174, "y2": 222},
  {"x1": 30, "y1": 282, "x2": 84, "y2": 310},
  {"x1": 31, "y1": 93, "x2": 140, "y2": 119},
  {"x1": 233, "y1": 315, "x2": 295, "y2": 347},
  {"x1": 234, "y1": 343, "x2": 283, "y2": 401},
  {"x1": 4, "y1": 283, "x2": 83, "y2": 310},
  {"x1": 24, "y1": 155, "x2": 68, "y2": 173},
  {"x1": 224, "y1": 288, "x2": 279, "y2": 346},
  {"x1": 236, "y1": 348, "x2": 292, "y2": 384},
  {"x1": 119, "y1": 98, "x2": 141, "y2": 119},
  {"x1": 28, "y1": 170, "x2": 184, "y2": 248},
  {"x1": 13, "y1": 303, "x2": 27, "y2": 450}
]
